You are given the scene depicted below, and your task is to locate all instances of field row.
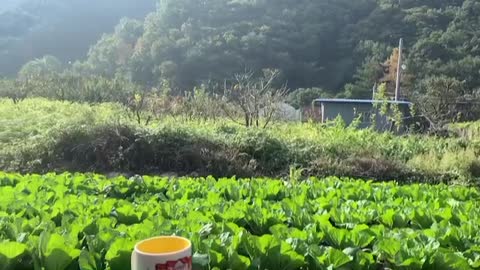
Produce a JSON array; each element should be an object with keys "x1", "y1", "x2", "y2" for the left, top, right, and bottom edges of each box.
[{"x1": 1, "y1": 173, "x2": 480, "y2": 269}]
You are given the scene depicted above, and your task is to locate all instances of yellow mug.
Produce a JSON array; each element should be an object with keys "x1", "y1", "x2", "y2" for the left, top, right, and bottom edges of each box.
[{"x1": 131, "y1": 236, "x2": 192, "y2": 270}]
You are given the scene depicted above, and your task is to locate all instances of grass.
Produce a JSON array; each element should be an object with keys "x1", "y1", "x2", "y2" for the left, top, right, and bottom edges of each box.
[
  {"x1": 449, "y1": 121, "x2": 480, "y2": 142},
  {"x1": 0, "y1": 98, "x2": 127, "y2": 146},
  {"x1": 1, "y1": 98, "x2": 479, "y2": 184}
]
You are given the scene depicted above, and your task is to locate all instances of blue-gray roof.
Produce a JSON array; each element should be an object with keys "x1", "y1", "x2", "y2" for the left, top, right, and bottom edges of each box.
[{"x1": 313, "y1": 98, "x2": 412, "y2": 105}]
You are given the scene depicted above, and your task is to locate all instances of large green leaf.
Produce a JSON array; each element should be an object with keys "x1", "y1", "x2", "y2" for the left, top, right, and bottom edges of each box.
[
  {"x1": 44, "y1": 233, "x2": 81, "y2": 270},
  {"x1": 325, "y1": 248, "x2": 353, "y2": 268},
  {"x1": 308, "y1": 245, "x2": 352, "y2": 269},
  {"x1": 115, "y1": 204, "x2": 143, "y2": 225},
  {"x1": 351, "y1": 249, "x2": 375, "y2": 270},
  {"x1": 323, "y1": 227, "x2": 349, "y2": 249},
  {"x1": 381, "y1": 209, "x2": 408, "y2": 228},
  {"x1": 0, "y1": 241, "x2": 28, "y2": 270},
  {"x1": 0, "y1": 241, "x2": 27, "y2": 259},
  {"x1": 269, "y1": 224, "x2": 307, "y2": 241},
  {"x1": 242, "y1": 234, "x2": 304, "y2": 270},
  {"x1": 229, "y1": 252, "x2": 250, "y2": 270},
  {"x1": 411, "y1": 209, "x2": 434, "y2": 229},
  {"x1": 374, "y1": 238, "x2": 401, "y2": 259},
  {"x1": 350, "y1": 225, "x2": 375, "y2": 248},
  {"x1": 209, "y1": 250, "x2": 225, "y2": 267},
  {"x1": 79, "y1": 249, "x2": 97, "y2": 270},
  {"x1": 192, "y1": 252, "x2": 209, "y2": 269},
  {"x1": 105, "y1": 238, "x2": 135, "y2": 270},
  {"x1": 427, "y1": 249, "x2": 472, "y2": 270}
]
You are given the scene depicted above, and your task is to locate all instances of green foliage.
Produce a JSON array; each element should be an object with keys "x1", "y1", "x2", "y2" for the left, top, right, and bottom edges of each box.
[
  {"x1": 408, "y1": 149, "x2": 480, "y2": 179},
  {"x1": 182, "y1": 85, "x2": 221, "y2": 122},
  {"x1": 287, "y1": 88, "x2": 332, "y2": 109},
  {"x1": 449, "y1": 121, "x2": 480, "y2": 141},
  {"x1": 44, "y1": 0, "x2": 474, "y2": 106},
  {"x1": 18, "y1": 55, "x2": 63, "y2": 80},
  {"x1": 372, "y1": 83, "x2": 407, "y2": 132},
  {"x1": 72, "y1": 0, "x2": 379, "y2": 91},
  {"x1": 1, "y1": 98, "x2": 479, "y2": 184},
  {"x1": 0, "y1": 79, "x2": 28, "y2": 103},
  {"x1": 415, "y1": 75, "x2": 480, "y2": 128},
  {"x1": 4, "y1": 0, "x2": 480, "y2": 118},
  {"x1": 1, "y1": 173, "x2": 480, "y2": 269},
  {"x1": 344, "y1": 51, "x2": 389, "y2": 99},
  {"x1": 0, "y1": 73, "x2": 140, "y2": 106},
  {"x1": 0, "y1": 98, "x2": 128, "y2": 171}
]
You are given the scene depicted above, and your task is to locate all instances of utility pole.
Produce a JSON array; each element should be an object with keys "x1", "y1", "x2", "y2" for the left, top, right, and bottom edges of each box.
[{"x1": 395, "y1": 38, "x2": 403, "y2": 101}]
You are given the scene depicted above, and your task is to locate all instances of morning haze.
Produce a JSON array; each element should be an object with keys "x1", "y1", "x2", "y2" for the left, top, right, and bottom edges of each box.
[{"x1": 0, "y1": 0, "x2": 155, "y2": 76}]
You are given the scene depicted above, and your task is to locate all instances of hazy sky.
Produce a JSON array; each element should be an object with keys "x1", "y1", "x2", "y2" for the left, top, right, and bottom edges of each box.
[
  {"x1": 0, "y1": 0, "x2": 27, "y2": 11},
  {"x1": 0, "y1": 0, "x2": 156, "y2": 76}
]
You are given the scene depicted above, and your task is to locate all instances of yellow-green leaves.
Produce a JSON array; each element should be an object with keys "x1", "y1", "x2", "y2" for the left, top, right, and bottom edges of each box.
[
  {"x1": 0, "y1": 241, "x2": 27, "y2": 270},
  {"x1": 2, "y1": 173, "x2": 480, "y2": 269},
  {"x1": 41, "y1": 233, "x2": 81, "y2": 270},
  {"x1": 105, "y1": 238, "x2": 135, "y2": 270}
]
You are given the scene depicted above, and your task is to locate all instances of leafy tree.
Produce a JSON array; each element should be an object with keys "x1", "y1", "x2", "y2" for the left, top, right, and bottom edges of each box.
[
  {"x1": 414, "y1": 76, "x2": 480, "y2": 128},
  {"x1": 18, "y1": 55, "x2": 62, "y2": 80}
]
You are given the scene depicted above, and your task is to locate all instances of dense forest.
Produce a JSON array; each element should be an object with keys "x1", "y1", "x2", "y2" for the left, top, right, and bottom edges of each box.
[{"x1": 2, "y1": 0, "x2": 480, "y2": 126}]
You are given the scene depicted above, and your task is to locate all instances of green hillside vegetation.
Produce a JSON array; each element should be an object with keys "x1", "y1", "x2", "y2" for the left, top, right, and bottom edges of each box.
[
  {"x1": 49, "y1": 0, "x2": 480, "y2": 99},
  {"x1": 2, "y1": 0, "x2": 478, "y2": 129},
  {"x1": 1, "y1": 98, "x2": 479, "y2": 184},
  {"x1": 450, "y1": 122, "x2": 480, "y2": 142}
]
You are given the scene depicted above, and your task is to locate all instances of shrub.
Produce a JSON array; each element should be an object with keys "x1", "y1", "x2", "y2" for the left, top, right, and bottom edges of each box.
[
  {"x1": 2, "y1": 98, "x2": 480, "y2": 184},
  {"x1": 407, "y1": 148, "x2": 480, "y2": 181}
]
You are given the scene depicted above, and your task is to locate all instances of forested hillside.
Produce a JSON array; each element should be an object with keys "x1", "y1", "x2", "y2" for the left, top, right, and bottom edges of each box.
[
  {"x1": 3, "y1": 0, "x2": 480, "y2": 126},
  {"x1": 0, "y1": 0, "x2": 156, "y2": 76},
  {"x1": 67, "y1": 0, "x2": 480, "y2": 100}
]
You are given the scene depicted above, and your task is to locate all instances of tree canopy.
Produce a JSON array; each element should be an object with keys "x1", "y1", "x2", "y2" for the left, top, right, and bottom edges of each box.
[{"x1": 62, "y1": 0, "x2": 478, "y2": 101}]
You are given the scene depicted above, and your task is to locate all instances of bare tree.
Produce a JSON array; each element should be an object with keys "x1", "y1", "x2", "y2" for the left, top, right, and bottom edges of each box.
[
  {"x1": 221, "y1": 69, "x2": 288, "y2": 128},
  {"x1": 413, "y1": 76, "x2": 480, "y2": 132}
]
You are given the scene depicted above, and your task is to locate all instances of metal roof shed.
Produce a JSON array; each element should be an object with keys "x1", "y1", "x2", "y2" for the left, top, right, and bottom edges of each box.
[{"x1": 312, "y1": 98, "x2": 413, "y2": 132}]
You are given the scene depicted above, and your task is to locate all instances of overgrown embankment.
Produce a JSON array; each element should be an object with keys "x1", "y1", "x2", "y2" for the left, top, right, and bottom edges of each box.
[{"x1": 1, "y1": 98, "x2": 479, "y2": 184}]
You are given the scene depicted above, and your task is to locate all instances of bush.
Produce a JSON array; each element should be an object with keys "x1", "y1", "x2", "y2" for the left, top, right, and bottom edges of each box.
[
  {"x1": 407, "y1": 148, "x2": 480, "y2": 181},
  {"x1": 232, "y1": 129, "x2": 290, "y2": 173},
  {"x1": 2, "y1": 98, "x2": 480, "y2": 184}
]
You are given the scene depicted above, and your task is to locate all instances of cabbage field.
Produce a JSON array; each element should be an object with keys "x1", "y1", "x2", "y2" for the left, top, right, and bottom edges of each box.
[{"x1": 1, "y1": 172, "x2": 480, "y2": 270}]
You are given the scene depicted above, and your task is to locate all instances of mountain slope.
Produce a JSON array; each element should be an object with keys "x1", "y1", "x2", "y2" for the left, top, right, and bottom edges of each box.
[{"x1": 0, "y1": 0, "x2": 156, "y2": 76}]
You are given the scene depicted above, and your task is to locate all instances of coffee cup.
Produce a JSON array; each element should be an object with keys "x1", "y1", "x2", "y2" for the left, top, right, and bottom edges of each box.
[{"x1": 131, "y1": 236, "x2": 192, "y2": 270}]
